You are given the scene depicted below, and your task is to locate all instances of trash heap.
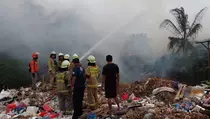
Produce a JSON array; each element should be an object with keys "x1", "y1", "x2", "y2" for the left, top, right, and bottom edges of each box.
[
  {"x1": 0, "y1": 78, "x2": 210, "y2": 119},
  {"x1": 0, "y1": 82, "x2": 71, "y2": 119},
  {"x1": 116, "y1": 78, "x2": 210, "y2": 119}
]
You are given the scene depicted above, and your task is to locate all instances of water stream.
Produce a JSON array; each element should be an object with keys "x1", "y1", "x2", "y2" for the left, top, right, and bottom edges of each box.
[{"x1": 80, "y1": 13, "x2": 144, "y2": 61}]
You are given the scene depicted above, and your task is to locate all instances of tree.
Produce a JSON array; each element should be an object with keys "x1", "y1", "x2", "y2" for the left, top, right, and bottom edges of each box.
[{"x1": 160, "y1": 7, "x2": 207, "y2": 54}]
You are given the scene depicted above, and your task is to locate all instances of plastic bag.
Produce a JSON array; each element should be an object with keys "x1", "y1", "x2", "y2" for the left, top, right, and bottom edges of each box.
[{"x1": 121, "y1": 93, "x2": 129, "y2": 101}]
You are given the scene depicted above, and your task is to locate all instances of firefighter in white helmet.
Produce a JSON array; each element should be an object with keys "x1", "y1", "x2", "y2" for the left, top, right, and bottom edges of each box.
[
  {"x1": 72, "y1": 54, "x2": 79, "y2": 60},
  {"x1": 58, "y1": 53, "x2": 64, "y2": 72},
  {"x1": 48, "y1": 51, "x2": 57, "y2": 90},
  {"x1": 64, "y1": 54, "x2": 70, "y2": 61},
  {"x1": 56, "y1": 60, "x2": 73, "y2": 115},
  {"x1": 85, "y1": 55, "x2": 100, "y2": 110},
  {"x1": 68, "y1": 53, "x2": 79, "y2": 85}
]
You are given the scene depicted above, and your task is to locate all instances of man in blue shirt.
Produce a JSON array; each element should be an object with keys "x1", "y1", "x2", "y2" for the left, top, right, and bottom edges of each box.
[{"x1": 71, "y1": 58, "x2": 86, "y2": 119}]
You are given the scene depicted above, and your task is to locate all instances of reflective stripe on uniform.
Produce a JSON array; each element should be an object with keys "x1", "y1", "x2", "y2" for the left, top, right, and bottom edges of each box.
[
  {"x1": 56, "y1": 73, "x2": 65, "y2": 83},
  {"x1": 89, "y1": 67, "x2": 99, "y2": 77},
  {"x1": 56, "y1": 79, "x2": 64, "y2": 83},
  {"x1": 88, "y1": 103, "x2": 96, "y2": 107},
  {"x1": 57, "y1": 90, "x2": 69, "y2": 93},
  {"x1": 87, "y1": 85, "x2": 98, "y2": 88}
]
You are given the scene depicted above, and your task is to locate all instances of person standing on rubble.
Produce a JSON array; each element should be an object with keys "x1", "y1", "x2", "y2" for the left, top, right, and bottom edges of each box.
[
  {"x1": 48, "y1": 51, "x2": 57, "y2": 90},
  {"x1": 71, "y1": 58, "x2": 86, "y2": 119},
  {"x1": 85, "y1": 55, "x2": 100, "y2": 110},
  {"x1": 29, "y1": 52, "x2": 39, "y2": 90},
  {"x1": 56, "y1": 60, "x2": 73, "y2": 115},
  {"x1": 57, "y1": 53, "x2": 64, "y2": 72},
  {"x1": 102, "y1": 55, "x2": 120, "y2": 113}
]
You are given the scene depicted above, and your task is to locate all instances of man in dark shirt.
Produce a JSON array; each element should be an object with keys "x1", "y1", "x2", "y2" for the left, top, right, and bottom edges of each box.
[
  {"x1": 102, "y1": 55, "x2": 120, "y2": 113},
  {"x1": 71, "y1": 58, "x2": 86, "y2": 119}
]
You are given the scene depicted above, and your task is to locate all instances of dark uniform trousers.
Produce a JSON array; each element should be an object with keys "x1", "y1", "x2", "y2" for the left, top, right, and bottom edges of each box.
[{"x1": 72, "y1": 87, "x2": 85, "y2": 119}]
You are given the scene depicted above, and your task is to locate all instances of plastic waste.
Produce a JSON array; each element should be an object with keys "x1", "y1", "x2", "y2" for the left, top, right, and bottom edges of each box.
[
  {"x1": 43, "y1": 102, "x2": 53, "y2": 112},
  {"x1": 145, "y1": 104, "x2": 155, "y2": 108},
  {"x1": 6, "y1": 103, "x2": 17, "y2": 113},
  {"x1": 87, "y1": 113, "x2": 97, "y2": 119},
  {"x1": 143, "y1": 113, "x2": 154, "y2": 119},
  {"x1": 129, "y1": 93, "x2": 136, "y2": 100},
  {"x1": 121, "y1": 93, "x2": 129, "y2": 101},
  {"x1": 25, "y1": 106, "x2": 39, "y2": 115},
  {"x1": 152, "y1": 87, "x2": 175, "y2": 95},
  {"x1": 0, "y1": 90, "x2": 10, "y2": 100}
]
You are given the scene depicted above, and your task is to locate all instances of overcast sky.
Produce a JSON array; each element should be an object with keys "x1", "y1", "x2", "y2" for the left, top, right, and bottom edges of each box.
[
  {"x1": 0, "y1": 0, "x2": 210, "y2": 59},
  {"x1": 34, "y1": 0, "x2": 210, "y2": 53}
]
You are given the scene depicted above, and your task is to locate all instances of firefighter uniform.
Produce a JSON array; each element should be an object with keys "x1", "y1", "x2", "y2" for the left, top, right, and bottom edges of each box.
[
  {"x1": 48, "y1": 51, "x2": 57, "y2": 89},
  {"x1": 86, "y1": 55, "x2": 100, "y2": 109},
  {"x1": 56, "y1": 60, "x2": 72, "y2": 113},
  {"x1": 58, "y1": 53, "x2": 64, "y2": 72}
]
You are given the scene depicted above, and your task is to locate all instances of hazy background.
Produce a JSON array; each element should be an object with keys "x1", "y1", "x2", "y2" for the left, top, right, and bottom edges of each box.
[{"x1": 0, "y1": 0, "x2": 210, "y2": 88}]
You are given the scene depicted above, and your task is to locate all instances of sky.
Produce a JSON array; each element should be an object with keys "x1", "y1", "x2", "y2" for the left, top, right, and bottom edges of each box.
[
  {"x1": 0, "y1": 0, "x2": 210, "y2": 82},
  {"x1": 0, "y1": 0, "x2": 210, "y2": 61},
  {"x1": 33, "y1": 0, "x2": 210, "y2": 54}
]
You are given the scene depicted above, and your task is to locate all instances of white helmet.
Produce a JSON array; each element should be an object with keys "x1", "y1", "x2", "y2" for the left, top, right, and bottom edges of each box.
[
  {"x1": 61, "y1": 60, "x2": 70, "y2": 68},
  {"x1": 72, "y1": 54, "x2": 79, "y2": 59},
  {"x1": 51, "y1": 51, "x2": 56, "y2": 55},
  {"x1": 87, "y1": 55, "x2": 96, "y2": 63},
  {"x1": 64, "y1": 54, "x2": 70, "y2": 60},
  {"x1": 58, "y1": 53, "x2": 64, "y2": 57}
]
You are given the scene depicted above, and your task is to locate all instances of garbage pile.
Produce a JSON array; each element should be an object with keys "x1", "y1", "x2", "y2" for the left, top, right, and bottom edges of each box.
[
  {"x1": 117, "y1": 78, "x2": 210, "y2": 119},
  {"x1": 1, "y1": 78, "x2": 210, "y2": 119},
  {"x1": 0, "y1": 82, "x2": 70, "y2": 119}
]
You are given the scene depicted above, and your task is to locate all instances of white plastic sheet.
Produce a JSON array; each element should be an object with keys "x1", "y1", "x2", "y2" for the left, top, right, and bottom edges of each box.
[{"x1": 0, "y1": 90, "x2": 10, "y2": 100}]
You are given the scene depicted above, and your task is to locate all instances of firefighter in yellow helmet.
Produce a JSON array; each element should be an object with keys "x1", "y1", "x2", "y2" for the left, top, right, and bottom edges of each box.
[
  {"x1": 48, "y1": 51, "x2": 57, "y2": 90},
  {"x1": 58, "y1": 53, "x2": 64, "y2": 72},
  {"x1": 56, "y1": 60, "x2": 73, "y2": 115},
  {"x1": 85, "y1": 55, "x2": 100, "y2": 110}
]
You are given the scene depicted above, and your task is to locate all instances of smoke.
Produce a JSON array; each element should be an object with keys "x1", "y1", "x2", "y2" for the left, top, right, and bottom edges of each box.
[{"x1": 0, "y1": 0, "x2": 210, "y2": 83}]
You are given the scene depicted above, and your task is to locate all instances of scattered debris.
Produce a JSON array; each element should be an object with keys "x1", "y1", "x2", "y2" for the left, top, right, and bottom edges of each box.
[{"x1": 0, "y1": 78, "x2": 210, "y2": 118}]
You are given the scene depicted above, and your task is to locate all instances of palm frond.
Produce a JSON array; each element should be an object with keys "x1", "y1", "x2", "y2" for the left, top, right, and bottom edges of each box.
[
  {"x1": 187, "y1": 24, "x2": 203, "y2": 40},
  {"x1": 176, "y1": 40, "x2": 194, "y2": 53},
  {"x1": 160, "y1": 19, "x2": 182, "y2": 37},
  {"x1": 170, "y1": 7, "x2": 188, "y2": 33},
  {"x1": 190, "y1": 7, "x2": 207, "y2": 29},
  {"x1": 167, "y1": 37, "x2": 182, "y2": 51}
]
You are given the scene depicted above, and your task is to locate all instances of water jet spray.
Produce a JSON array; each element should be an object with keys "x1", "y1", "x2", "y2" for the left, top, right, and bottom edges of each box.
[{"x1": 80, "y1": 12, "x2": 145, "y2": 61}]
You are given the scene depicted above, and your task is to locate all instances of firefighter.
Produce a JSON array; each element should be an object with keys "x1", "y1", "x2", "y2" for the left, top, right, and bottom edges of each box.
[
  {"x1": 29, "y1": 52, "x2": 39, "y2": 90},
  {"x1": 48, "y1": 51, "x2": 57, "y2": 90},
  {"x1": 64, "y1": 54, "x2": 70, "y2": 61},
  {"x1": 56, "y1": 60, "x2": 73, "y2": 115},
  {"x1": 69, "y1": 54, "x2": 79, "y2": 80},
  {"x1": 85, "y1": 55, "x2": 100, "y2": 110},
  {"x1": 72, "y1": 54, "x2": 79, "y2": 60},
  {"x1": 71, "y1": 58, "x2": 86, "y2": 119},
  {"x1": 58, "y1": 53, "x2": 64, "y2": 72}
]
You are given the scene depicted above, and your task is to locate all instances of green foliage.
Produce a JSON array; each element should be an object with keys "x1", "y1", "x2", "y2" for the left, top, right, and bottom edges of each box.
[
  {"x1": 0, "y1": 54, "x2": 30, "y2": 88},
  {"x1": 160, "y1": 7, "x2": 207, "y2": 54},
  {"x1": 151, "y1": 47, "x2": 208, "y2": 85}
]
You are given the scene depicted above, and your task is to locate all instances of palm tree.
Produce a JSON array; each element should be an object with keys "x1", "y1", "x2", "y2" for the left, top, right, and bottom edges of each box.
[{"x1": 160, "y1": 7, "x2": 207, "y2": 54}]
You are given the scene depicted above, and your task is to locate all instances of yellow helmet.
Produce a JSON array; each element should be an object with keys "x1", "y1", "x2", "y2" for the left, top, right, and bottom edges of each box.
[
  {"x1": 61, "y1": 60, "x2": 70, "y2": 68},
  {"x1": 87, "y1": 55, "x2": 96, "y2": 63},
  {"x1": 72, "y1": 54, "x2": 79, "y2": 59},
  {"x1": 64, "y1": 54, "x2": 70, "y2": 60}
]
